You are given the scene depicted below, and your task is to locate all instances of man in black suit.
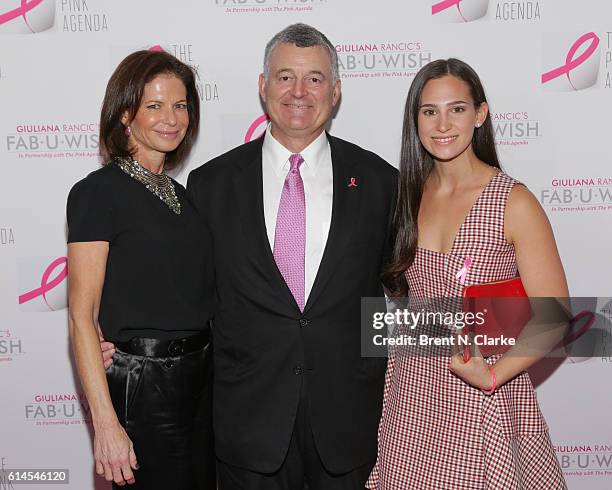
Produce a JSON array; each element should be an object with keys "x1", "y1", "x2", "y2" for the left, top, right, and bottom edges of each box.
[
  {"x1": 186, "y1": 23, "x2": 397, "y2": 489},
  {"x1": 100, "y1": 23, "x2": 397, "y2": 489}
]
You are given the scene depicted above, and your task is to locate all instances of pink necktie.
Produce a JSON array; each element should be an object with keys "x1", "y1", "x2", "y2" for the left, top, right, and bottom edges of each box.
[{"x1": 273, "y1": 153, "x2": 305, "y2": 311}]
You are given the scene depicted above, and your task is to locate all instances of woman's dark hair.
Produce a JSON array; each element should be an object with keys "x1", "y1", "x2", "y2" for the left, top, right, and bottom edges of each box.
[
  {"x1": 383, "y1": 58, "x2": 501, "y2": 295},
  {"x1": 99, "y1": 50, "x2": 200, "y2": 170}
]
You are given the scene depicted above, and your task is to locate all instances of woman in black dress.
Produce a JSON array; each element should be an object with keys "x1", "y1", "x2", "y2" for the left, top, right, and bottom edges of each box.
[{"x1": 67, "y1": 50, "x2": 214, "y2": 489}]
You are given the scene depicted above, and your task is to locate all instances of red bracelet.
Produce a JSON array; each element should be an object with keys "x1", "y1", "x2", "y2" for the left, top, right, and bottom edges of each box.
[{"x1": 482, "y1": 365, "x2": 497, "y2": 396}]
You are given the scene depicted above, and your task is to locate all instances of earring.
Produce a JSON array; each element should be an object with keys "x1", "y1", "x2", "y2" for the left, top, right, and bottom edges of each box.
[
  {"x1": 475, "y1": 123, "x2": 481, "y2": 128},
  {"x1": 125, "y1": 126, "x2": 131, "y2": 136}
]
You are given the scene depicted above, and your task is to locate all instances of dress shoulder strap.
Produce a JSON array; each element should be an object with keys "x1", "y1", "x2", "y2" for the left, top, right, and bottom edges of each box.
[{"x1": 453, "y1": 171, "x2": 520, "y2": 255}]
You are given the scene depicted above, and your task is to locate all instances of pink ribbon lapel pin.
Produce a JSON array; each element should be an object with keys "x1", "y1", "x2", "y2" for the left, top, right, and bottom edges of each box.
[{"x1": 348, "y1": 177, "x2": 358, "y2": 188}]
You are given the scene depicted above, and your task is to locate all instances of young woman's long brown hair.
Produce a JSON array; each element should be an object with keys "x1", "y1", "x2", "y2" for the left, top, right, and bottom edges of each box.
[{"x1": 383, "y1": 59, "x2": 501, "y2": 295}]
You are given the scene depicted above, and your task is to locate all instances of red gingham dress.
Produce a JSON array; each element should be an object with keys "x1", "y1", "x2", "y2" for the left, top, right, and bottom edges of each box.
[{"x1": 366, "y1": 173, "x2": 567, "y2": 490}]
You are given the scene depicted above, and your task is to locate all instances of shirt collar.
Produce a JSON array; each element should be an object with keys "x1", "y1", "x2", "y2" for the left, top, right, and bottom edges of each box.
[{"x1": 262, "y1": 125, "x2": 329, "y2": 177}]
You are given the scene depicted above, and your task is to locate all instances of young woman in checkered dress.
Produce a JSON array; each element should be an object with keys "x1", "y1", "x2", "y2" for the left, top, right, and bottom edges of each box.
[{"x1": 366, "y1": 59, "x2": 568, "y2": 489}]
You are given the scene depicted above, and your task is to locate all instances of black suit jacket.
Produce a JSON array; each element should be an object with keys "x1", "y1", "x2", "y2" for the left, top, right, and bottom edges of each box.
[{"x1": 187, "y1": 133, "x2": 397, "y2": 474}]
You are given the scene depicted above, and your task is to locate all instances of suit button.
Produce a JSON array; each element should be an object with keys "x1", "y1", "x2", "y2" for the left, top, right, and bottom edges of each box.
[
  {"x1": 293, "y1": 365, "x2": 303, "y2": 375},
  {"x1": 299, "y1": 318, "x2": 310, "y2": 327},
  {"x1": 164, "y1": 359, "x2": 174, "y2": 369}
]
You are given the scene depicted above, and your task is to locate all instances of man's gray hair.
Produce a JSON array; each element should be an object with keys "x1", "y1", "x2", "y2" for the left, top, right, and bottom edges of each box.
[{"x1": 263, "y1": 23, "x2": 340, "y2": 84}]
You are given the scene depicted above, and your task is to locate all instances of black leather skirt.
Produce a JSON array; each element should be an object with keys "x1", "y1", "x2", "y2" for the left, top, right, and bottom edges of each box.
[{"x1": 106, "y1": 332, "x2": 215, "y2": 489}]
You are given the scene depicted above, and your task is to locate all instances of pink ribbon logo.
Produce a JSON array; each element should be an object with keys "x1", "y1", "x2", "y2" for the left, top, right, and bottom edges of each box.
[
  {"x1": 541, "y1": 32, "x2": 600, "y2": 90},
  {"x1": 432, "y1": 0, "x2": 467, "y2": 20},
  {"x1": 431, "y1": 0, "x2": 488, "y2": 23},
  {"x1": 18, "y1": 256, "x2": 67, "y2": 311},
  {"x1": 0, "y1": 0, "x2": 45, "y2": 32},
  {"x1": 348, "y1": 177, "x2": 358, "y2": 188},
  {"x1": 455, "y1": 256, "x2": 472, "y2": 285},
  {"x1": 563, "y1": 310, "x2": 596, "y2": 346},
  {"x1": 244, "y1": 114, "x2": 269, "y2": 143}
]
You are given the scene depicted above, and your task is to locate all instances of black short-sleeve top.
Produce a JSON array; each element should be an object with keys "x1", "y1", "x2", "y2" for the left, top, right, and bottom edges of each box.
[{"x1": 66, "y1": 163, "x2": 214, "y2": 342}]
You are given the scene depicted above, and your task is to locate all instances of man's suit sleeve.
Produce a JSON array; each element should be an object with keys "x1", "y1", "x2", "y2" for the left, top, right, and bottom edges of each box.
[
  {"x1": 186, "y1": 169, "x2": 199, "y2": 210},
  {"x1": 381, "y1": 167, "x2": 399, "y2": 275}
]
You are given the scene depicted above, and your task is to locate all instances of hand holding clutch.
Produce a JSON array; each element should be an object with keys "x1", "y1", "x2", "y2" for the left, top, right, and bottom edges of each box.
[{"x1": 461, "y1": 277, "x2": 531, "y2": 360}]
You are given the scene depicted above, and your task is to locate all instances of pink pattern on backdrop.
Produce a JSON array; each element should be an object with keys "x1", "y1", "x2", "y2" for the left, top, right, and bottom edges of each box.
[
  {"x1": 244, "y1": 114, "x2": 269, "y2": 143},
  {"x1": 564, "y1": 310, "x2": 596, "y2": 346},
  {"x1": 18, "y1": 256, "x2": 67, "y2": 311},
  {"x1": 431, "y1": 0, "x2": 467, "y2": 21},
  {"x1": 541, "y1": 32, "x2": 600, "y2": 89},
  {"x1": 0, "y1": 0, "x2": 45, "y2": 32}
]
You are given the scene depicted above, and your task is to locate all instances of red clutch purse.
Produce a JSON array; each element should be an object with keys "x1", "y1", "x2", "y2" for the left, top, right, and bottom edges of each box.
[{"x1": 462, "y1": 277, "x2": 532, "y2": 359}]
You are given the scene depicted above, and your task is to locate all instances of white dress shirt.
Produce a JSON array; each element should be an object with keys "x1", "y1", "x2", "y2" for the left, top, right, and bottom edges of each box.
[{"x1": 262, "y1": 126, "x2": 333, "y2": 302}]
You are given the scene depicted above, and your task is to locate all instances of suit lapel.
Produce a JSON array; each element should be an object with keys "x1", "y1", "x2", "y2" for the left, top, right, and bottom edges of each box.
[
  {"x1": 304, "y1": 135, "x2": 361, "y2": 313},
  {"x1": 233, "y1": 137, "x2": 300, "y2": 312}
]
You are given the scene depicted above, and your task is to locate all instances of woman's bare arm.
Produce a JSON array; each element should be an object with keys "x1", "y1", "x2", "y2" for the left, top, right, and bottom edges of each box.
[
  {"x1": 450, "y1": 185, "x2": 569, "y2": 389},
  {"x1": 68, "y1": 241, "x2": 137, "y2": 485}
]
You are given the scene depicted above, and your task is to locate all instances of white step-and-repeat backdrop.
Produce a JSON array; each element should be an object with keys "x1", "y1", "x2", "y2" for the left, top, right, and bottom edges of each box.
[{"x1": 1, "y1": 0, "x2": 611, "y2": 488}]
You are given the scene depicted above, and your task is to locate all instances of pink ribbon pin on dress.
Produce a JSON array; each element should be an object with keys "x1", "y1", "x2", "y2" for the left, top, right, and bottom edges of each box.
[{"x1": 455, "y1": 257, "x2": 472, "y2": 285}]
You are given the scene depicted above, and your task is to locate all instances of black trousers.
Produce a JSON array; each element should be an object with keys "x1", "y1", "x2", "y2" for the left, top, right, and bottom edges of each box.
[
  {"x1": 107, "y1": 339, "x2": 215, "y2": 489},
  {"x1": 217, "y1": 375, "x2": 373, "y2": 490}
]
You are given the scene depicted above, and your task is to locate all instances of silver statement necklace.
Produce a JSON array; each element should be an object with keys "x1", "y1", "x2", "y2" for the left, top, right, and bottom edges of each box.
[{"x1": 115, "y1": 156, "x2": 181, "y2": 215}]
